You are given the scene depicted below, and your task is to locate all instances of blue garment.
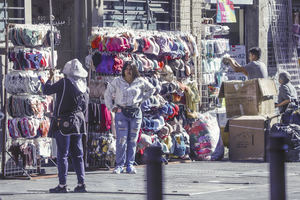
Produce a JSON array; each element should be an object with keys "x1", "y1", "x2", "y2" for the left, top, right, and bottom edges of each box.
[
  {"x1": 114, "y1": 110, "x2": 142, "y2": 168},
  {"x1": 55, "y1": 131, "x2": 85, "y2": 185}
]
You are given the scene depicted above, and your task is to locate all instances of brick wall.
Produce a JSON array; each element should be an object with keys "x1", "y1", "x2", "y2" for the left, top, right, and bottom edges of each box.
[{"x1": 177, "y1": 0, "x2": 203, "y2": 107}]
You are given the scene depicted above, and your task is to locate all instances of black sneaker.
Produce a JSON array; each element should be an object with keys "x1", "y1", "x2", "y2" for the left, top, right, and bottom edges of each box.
[
  {"x1": 74, "y1": 184, "x2": 87, "y2": 193},
  {"x1": 49, "y1": 185, "x2": 68, "y2": 193}
]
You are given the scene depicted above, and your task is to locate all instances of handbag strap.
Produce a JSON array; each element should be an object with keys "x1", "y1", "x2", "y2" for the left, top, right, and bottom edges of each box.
[{"x1": 57, "y1": 78, "x2": 66, "y2": 117}]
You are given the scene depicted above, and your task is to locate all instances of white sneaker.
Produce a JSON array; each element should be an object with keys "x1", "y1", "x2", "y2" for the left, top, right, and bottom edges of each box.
[
  {"x1": 126, "y1": 166, "x2": 137, "y2": 174},
  {"x1": 113, "y1": 166, "x2": 124, "y2": 174}
]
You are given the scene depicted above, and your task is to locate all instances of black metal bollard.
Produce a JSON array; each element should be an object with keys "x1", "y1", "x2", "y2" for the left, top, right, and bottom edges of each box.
[
  {"x1": 145, "y1": 146, "x2": 163, "y2": 200},
  {"x1": 269, "y1": 135, "x2": 287, "y2": 200}
]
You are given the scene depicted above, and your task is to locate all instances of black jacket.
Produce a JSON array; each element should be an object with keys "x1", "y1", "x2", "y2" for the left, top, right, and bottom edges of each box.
[{"x1": 42, "y1": 78, "x2": 89, "y2": 137}]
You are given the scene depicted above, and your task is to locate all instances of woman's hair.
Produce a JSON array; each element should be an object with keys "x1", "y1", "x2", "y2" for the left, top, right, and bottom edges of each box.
[
  {"x1": 279, "y1": 71, "x2": 291, "y2": 84},
  {"x1": 249, "y1": 47, "x2": 261, "y2": 60},
  {"x1": 121, "y1": 61, "x2": 140, "y2": 79}
]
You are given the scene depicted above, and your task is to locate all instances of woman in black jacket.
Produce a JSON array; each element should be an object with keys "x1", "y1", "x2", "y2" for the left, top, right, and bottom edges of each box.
[{"x1": 41, "y1": 59, "x2": 89, "y2": 193}]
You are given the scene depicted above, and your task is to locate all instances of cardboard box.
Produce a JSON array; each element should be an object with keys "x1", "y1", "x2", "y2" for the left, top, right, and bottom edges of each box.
[
  {"x1": 219, "y1": 79, "x2": 277, "y2": 118},
  {"x1": 229, "y1": 115, "x2": 279, "y2": 161}
]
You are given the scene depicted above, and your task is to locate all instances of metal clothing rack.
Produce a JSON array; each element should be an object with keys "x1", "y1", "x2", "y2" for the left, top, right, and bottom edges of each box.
[
  {"x1": 1, "y1": 0, "x2": 57, "y2": 179},
  {"x1": 86, "y1": 67, "x2": 116, "y2": 170}
]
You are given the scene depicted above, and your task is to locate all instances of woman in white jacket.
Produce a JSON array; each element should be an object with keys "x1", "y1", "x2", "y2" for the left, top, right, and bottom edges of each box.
[{"x1": 105, "y1": 61, "x2": 155, "y2": 174}]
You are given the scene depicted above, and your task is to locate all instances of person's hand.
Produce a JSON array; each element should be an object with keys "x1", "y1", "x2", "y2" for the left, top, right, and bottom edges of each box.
[
  {"x1": 222, "y1": 57, "x2": 231, "y2": 65},
  {"x1": 112, "y1": 107, "x2": 118, "y2": 113}
]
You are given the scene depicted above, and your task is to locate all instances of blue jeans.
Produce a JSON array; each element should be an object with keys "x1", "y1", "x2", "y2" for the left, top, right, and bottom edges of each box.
[
  {"x1": 115, "y1": 111, "x2": 142, "y2": 168},
  {"x1": 55, "y1": 132, "x2": 85, "y2": 185}
]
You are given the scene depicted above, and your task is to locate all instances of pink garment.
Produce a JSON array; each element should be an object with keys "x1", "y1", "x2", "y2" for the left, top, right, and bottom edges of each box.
[
  {"x1": 121, "y1": 37, "x2": 130, "y2": 51},
  {"x1": 113, "y1": 56, "x2": 123, "y2": 73},
  {"x1": 106, "y1": 37, "x2": 130, "y2": 52},
  {"x1": 112, "y1": 37, "x2": 122, "y2": 52},
  {"x1": 106, "y1": 37, "x2": 116, "y2": 52}
]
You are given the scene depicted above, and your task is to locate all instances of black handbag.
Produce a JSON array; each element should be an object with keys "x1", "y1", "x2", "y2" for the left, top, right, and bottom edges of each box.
[
  {"x1": 121, "y1": 106, "x2": 140, "y2": 118},
  {"x1": 56, "y1": 79, "x2": 81, "y2": 136}
]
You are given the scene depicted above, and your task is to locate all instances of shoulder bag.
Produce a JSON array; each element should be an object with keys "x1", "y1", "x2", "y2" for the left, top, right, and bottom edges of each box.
[{"x1": 56, "y1": 78, "x2": 81, "y2": 136}]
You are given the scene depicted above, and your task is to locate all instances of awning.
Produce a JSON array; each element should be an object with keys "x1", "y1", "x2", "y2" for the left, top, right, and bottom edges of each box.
[{"x1": 204, "y1": 0, "x2": 253, "y2": 5}]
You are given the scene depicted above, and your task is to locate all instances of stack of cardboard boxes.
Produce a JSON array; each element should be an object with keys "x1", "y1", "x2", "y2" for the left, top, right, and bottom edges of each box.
[{"x1": 218, "y1": 78, "x2": 279, "y2": 161}]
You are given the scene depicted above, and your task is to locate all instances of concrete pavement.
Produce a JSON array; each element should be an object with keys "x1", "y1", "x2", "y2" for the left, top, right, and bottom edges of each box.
[{"x1": 0, "y1": 161, "x2": 300, "y2": 200}]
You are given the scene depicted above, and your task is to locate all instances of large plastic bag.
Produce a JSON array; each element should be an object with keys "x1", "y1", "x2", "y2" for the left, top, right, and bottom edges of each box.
[
  {"x1": 185, "y1": 112, "x2": 224, "y2": 160},
  {"x1": 270, "y1": 123, "x2": 300, "y2": 162}
]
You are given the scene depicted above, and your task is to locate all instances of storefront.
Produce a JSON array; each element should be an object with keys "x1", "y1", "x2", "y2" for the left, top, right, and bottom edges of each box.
[{"x1": 202, "y1": 0, "x2": 253, "y2": 45}]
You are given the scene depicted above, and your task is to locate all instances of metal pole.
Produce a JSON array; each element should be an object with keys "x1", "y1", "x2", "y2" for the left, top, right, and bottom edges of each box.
[
  {"x1": 123, "y1": 0, "x2": 125, "y2": 26},
  {"x1": 1, "y1": 0, "x2": 8, "y2": 177},
  {"x1": 145, "y1": 146, "x2": 163, "y2": 200},
  {"x1": 269, "y1": 135, "x2": 286, "y2": 200},
  {"x1": 146, "y1": 0, "x2": 150, "y2": 30},
  {"x1": 1, "y1": 22, "x2": 9, "y2": 178},
  {"x1": 49, "y1": 0, "x2": 55, "y2": 68},
  {"x1": 174, "y1": 0, "x2": 177, "y2": 31},
  {"x1": 264, "y1": 117, "x2": 271, "y2": 162}
]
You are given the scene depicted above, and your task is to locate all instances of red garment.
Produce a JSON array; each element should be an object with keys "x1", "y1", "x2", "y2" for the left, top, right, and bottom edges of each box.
[
  {"x1": 158, "y1": 61, "x2": 164, "y2": 69},
  {"x1": 91, "y1": 36, "x2": 101, "y2": 49},
  {"x1": 143, "y1": 38, "x2": 151, "y2": 52},
  {"x1": 99, "y1": 104, "x2": 112, "y2": 132},
  {"x1": 167, "y1": 104, "x2": 179, "y2": 120}
]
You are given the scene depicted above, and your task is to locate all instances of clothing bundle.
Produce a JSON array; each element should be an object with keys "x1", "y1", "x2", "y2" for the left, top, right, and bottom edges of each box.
[
  {"x1": 8, "y1": 138, "x2": 52, "y2": 168},
  {"x1": 88, "y1": 101, "x2": 112, "y2": 133},
  {"x1": 202, "y1": 57, "x2": 222, "y2": 73},
  {"x1": 9, "y1": 142, "x2": 37, "y2": 167},
  {"x1": 9, "y1": 25, "x2": 61, "y2": 48},
  {"x1": 92, "y1": 52, "x2": 127, "y2": 74},
  {"x1": 5, "y1": 70, "x2": 49, "y2": 94},
  {"x1": 91, "y1": 51, "x2": 166, "y2": 74},
  {"x1": 87, "y1": 132, "x2": 116, "y2": 168},
  {"x1": 201, "y1": 39, "x2": 230, "y2": 58},
  {"x1": 89, "y1": 30, "x2": 198, "y2": 58},
  {"x1": 200, "y1": 38, "x2": 230, "y2": 87},
  {"x1": 5, "y1": 23, "x2": 59, "y2": 147},
  {"x1": 8, "y1": 117, "x2": 50, "y2": 139},
  {"x1": 8, "y1": 48, "x2": 57, "y2": 70},
  {"x1": 35, "y1": 137, "x2": 52, "y2": 158},
  {"x1": 137, "y1": 119, "x2": 190, "y2": 159},
  {"x1": 8, "y1": 95, "x2": 53, "y2": 118},
  {"x1": 184, "y1": 112, "x2": 224, "y2": 161},
  {"x1": 88, "y1": 28, "x2": 198, "y2": 76},
  {"x1": 201, "y1": 24, "x2": 230, "y2": 38},
  {"x1": 89, "y1": 80, "x2": 107, "y2": 98},
  {"x1": 201, "y1": 32, "x2": 230, "y2": 111}
]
